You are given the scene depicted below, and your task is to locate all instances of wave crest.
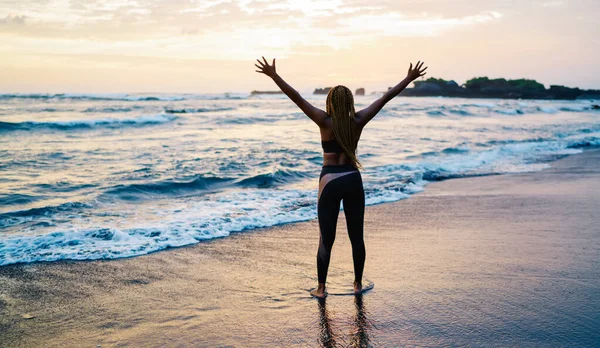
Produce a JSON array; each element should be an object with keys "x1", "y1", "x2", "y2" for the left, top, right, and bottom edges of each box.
[
  {"x1": 0, "y1": 114, "x2": 177, "y2": 132},
  {"x1": 0, "y1": 93, "x2": 185, "y2": 101}
]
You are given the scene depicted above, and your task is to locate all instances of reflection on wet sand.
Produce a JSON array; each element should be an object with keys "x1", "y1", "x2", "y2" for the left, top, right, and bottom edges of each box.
[
  {"x1": 318, "y1": 295, "x2": 372, "y2": 347},
  {"x1": 351, "y1": 295, "x2": 371, "y2": 347}
]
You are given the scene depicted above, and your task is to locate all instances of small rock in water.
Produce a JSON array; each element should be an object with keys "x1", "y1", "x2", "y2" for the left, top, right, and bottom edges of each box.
[
  {"x1": 592, "y1": 104, "x2": 600, "y2": 110},
  {"x1": 21, "y1": 313, "x2": 35, "y2": 319}
]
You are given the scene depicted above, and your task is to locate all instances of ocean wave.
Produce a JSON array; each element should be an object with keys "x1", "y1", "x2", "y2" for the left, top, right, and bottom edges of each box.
[
  {"x1": 0, "y1": 114, "x2": 177, "y2": 132},
  {"x1": 375, "y1": 137, "x2": 593, "y2": 185},
  {"x1": 216, "y1": 116, "x2": 275, "y2": 125},
  {"x1": 407, "y1": 146, "x2": 473, "y2": 159},
  {"x1": 495, "y1": 108, "x2": 523, "y2": 115},
  {"x1": 100, "y1": 175, "x2": 233, "y2": 201},
  {"x1": 0, "y1": 193, "x2": 41, "y2": 206},
  {"x1": 0, "y1": 178, "x2": 421, "y2": 266},
  {"x1": 99, "y1": 169, "x2": 312, "y2": 202},
  {"x1": 566, "y1": 137, "x2": 600, "y2": 149},
  {"x1": 389, "y1": 101, "x2": 600, "y2": 118},
  {"x1": 0, "y1": 201, "x2": 92, "y2": 219},
  {"x1": 485, "y1": 137, "x2": 550, "y2": 146},
  {"x1": 236, "y1": 169, "x2": 311, "y2": 188},
  {"x1": 0, "y1": 201, "x2": 93, "y2": 230},
  {"x1": 0, "y1": 93, "x2": 186, "y2": 101},
  {"x1": 0, "y1": 189, "x2": 319, "y2": 266},
  {"x1": 83, "y1": 107, "x2": 140, "y2": 113},
  {"x1": 559, "y1": 106, "x2": 589, "y2": 112},
  {"x1": 538, "y1": 106, "x2": 557, "y2": 114},
  {"x1": 448, "y1": 109, "x2": 472, "y2": 116},
  {"x1": 463, "y1": 102, "x2": 497, "y2": 108},
  {"x1": 165, "y1": 107, "x2": 235, "y2": 114}
]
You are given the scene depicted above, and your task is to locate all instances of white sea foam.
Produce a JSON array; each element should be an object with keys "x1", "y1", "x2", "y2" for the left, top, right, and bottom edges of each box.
[
  {"x1": 538, "y1": 106, "x2": 558, "y2": 114},
  {"x1": 495, "y1": 108, "x2": 522, "y2": 115},
  {"x1": 29, "y1": 114, "x2": 177, "y2": 128}
]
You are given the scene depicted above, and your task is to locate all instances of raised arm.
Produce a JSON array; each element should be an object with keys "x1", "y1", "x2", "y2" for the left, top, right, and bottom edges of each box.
[
  {"x1": 356, "y1": 61, "x2": 427, "y2": 128},
  {"x1": 255, "y1": 57, "x2": 328, "y2": 127}
]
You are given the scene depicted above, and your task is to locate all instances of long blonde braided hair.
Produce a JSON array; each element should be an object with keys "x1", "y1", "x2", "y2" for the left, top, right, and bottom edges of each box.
[{"x1": 326, "y1": 85, "x2": 361, "y2": 168}]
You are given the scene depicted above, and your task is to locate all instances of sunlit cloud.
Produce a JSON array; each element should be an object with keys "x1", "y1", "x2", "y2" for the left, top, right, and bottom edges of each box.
[{"x1": 0, "y1": 0, "x2": 504, "y2": 60}]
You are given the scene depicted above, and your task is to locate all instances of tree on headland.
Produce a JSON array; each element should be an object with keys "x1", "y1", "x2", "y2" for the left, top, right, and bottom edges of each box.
[
  {"x1": 548, "y1": 85, "x2": 581, "y2": 99},
  {"x1": 464, "y1": 77, "x2": 544, "y2": 91},
  {"x1": 399, "y1": 76, "x2": 600, "y2": 100}
]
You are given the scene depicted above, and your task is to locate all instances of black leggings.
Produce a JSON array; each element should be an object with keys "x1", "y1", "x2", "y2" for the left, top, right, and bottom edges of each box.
[{"x1": 317, "y1": 164, "x2": 366, "y2": 284}]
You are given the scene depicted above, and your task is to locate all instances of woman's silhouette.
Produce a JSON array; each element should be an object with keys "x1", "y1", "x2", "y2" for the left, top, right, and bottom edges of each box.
[{"x1": 255, "y1": 57, "x2": 427, "y2": 298}]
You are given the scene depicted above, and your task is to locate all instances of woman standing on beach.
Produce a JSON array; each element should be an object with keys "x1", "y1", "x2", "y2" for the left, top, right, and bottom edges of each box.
[{"x1": 255, "y1": 57, "x2": 427, "y2": 298}]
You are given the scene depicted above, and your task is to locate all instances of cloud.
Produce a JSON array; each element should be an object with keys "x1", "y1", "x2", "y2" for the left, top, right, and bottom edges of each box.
[
  {"x1": 0, "y1": 0, "x2": 504, "y2": 60},
  {"x1": 0, "y1": 14, "x2": 27, "y2": 25}
]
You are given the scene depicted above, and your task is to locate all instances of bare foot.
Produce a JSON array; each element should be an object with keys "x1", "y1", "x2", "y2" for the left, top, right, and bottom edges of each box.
[
  {"x1": 354, "y1": 281, "x2": 362, "y2": 294},
  {"x1": 310, "y1": 286, "x2": 327, "y2": 299}
]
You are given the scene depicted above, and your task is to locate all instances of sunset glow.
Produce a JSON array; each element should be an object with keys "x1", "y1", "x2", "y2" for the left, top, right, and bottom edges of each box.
[{"x1": 1, "y1": 0, "x2": 598, "y2": 92}]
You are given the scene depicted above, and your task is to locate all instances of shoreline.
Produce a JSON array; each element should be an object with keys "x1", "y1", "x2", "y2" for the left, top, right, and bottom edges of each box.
[{"x1": 1, "y1": 149, "x2": 599, "y2": 347}]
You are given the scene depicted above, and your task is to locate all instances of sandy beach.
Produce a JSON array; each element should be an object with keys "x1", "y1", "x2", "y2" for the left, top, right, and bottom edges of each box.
[{"x1": 1, "y1": 149, "x2": 599, "y2": 347}]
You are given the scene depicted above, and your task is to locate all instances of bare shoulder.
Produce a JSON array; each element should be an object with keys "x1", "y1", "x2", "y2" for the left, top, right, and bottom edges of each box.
[
  {"x1": 319, "y1": 115, "x2": 332, "y2": 128},
  {"x1": 308, "y1": 106, "x2": 330, "y2": 127},
  {"x1": 354, "y1": 111, "x2": 367, "y2": 129}
]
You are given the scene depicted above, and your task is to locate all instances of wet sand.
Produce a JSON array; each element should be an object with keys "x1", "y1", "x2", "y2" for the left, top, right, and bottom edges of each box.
[{"x1": 1, "y1": 150, "x2": 599, "y2": 347}]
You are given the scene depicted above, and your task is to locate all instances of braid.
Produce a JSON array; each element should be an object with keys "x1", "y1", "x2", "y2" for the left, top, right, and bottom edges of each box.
[{"x1": 326, "y1": 86, "x2": 361, "y2": 168}]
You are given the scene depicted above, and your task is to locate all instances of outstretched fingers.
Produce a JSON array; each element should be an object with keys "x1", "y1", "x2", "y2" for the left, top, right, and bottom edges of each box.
[
  {"x1": 255, "y1": 56, "x2": 277, "y2": 76},
  {"x1": 254, "y1": 63, "x2": 264, "y2": 74}
]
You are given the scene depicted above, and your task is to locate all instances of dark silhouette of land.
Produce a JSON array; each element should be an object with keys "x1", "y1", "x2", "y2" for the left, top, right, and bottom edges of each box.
[
  {"x1": 400, "y1": 77, "x2": 600, "y2": 100},
  {"x1": 314, "y1": 87, "x2": 331, "y2": 95},
  {"x1": 250, "y1": 90, "x2": 284, "y2": 95}
]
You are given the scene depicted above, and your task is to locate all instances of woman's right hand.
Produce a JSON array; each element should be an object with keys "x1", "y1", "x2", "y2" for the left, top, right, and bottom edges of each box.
[
  {"x1": 406, "y1": 61, "x2": 427, "y2": 81},
  {"x1": 255, "y1": 56, "x2": 277, "y2": 78}
]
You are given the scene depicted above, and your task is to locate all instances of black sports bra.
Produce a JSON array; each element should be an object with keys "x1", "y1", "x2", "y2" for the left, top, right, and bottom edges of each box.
[{"x1": 321, "y1": 138, "x2": 345, "y2": 153}]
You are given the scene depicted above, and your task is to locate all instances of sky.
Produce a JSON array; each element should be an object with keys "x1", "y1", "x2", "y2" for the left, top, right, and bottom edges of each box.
[{"x1": 1, "y1": 0, "x2": 599, "y2": 93}]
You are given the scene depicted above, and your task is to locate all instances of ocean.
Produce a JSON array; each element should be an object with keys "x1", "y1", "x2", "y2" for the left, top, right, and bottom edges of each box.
[{"x1": 1, "y1": 93, "x2": 598, "y2": 266}]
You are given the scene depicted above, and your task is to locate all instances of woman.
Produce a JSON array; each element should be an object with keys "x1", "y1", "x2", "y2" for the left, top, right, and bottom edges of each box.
[{"x1": 255, "y1": 57, "x2": 427, "y2": 298}]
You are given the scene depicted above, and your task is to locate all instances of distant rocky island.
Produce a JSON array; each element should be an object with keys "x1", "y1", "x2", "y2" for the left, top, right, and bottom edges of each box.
[
  {"x1": 250, "y1": 90, "x2": 284, "y2": 95},
  {"x1": 313, "y1": 87, "x2": 366, "y2": 96},
  {"x1": 313, "y1": 87, "x2": 331, "y2": 95},
  {"x1": 400, "y1": 77, "x2": 600, "y2": 100}
]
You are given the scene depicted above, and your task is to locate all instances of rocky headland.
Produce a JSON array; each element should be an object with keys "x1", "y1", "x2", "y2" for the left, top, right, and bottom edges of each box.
[{"x1": 400, "y1": 77, "x2": 600, "y2": 100}]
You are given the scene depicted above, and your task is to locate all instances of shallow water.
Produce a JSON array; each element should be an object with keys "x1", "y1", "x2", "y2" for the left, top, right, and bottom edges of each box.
[{"x1": 1, "y1": 93, "x2": 599, "y2": 265}]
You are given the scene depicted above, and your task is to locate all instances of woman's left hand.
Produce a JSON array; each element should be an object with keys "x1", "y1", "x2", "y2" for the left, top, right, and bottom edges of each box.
[{"x1": 255, "y1": 57, "x2": 277, "y2": 78}]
